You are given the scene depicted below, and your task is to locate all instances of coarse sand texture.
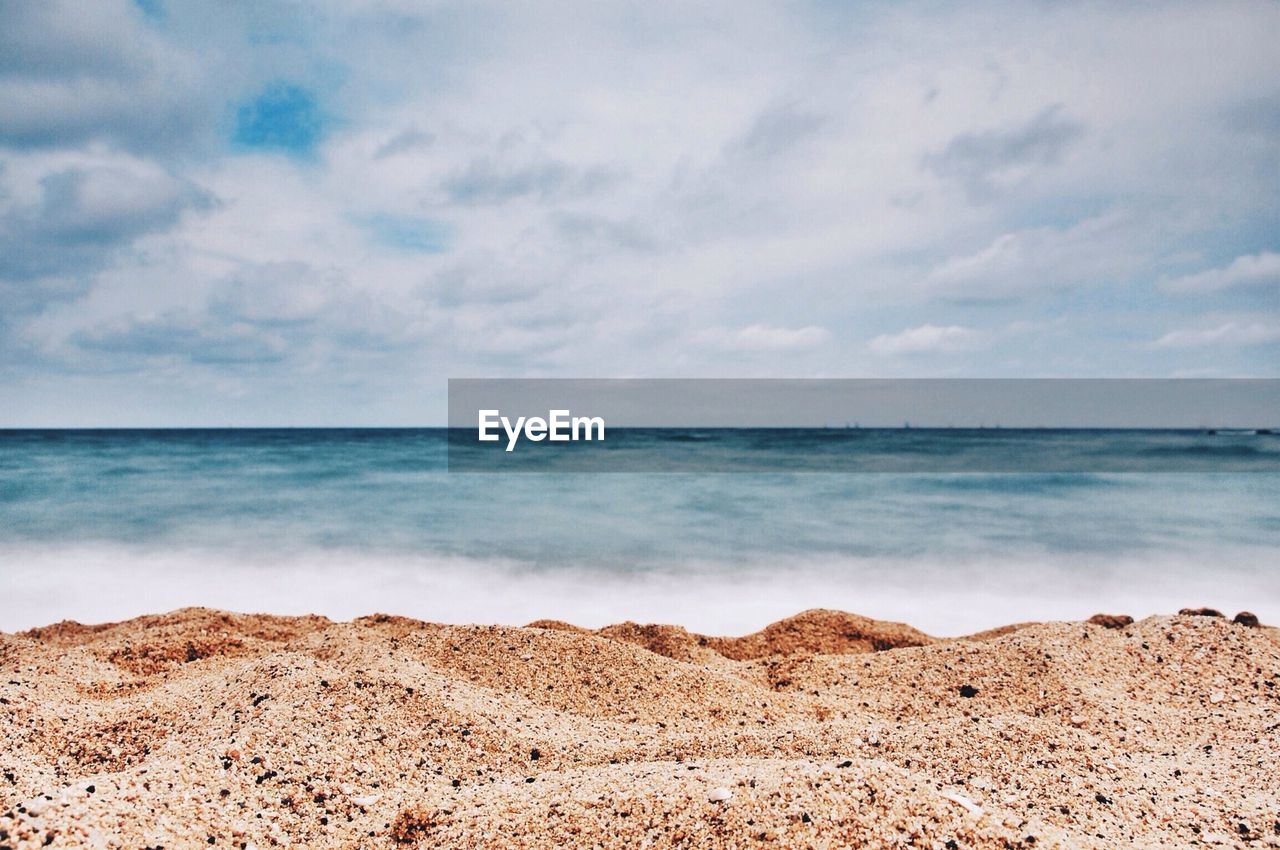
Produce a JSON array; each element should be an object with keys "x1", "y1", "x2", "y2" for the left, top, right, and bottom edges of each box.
[{"x1": 1, "y1": 607, "x2": 1277, "y2": 848}]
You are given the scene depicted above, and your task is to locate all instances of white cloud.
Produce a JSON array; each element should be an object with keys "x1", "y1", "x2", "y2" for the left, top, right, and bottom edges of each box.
[
  {"x1": 868, "y1": 324, "x2": 984, "y2": 355},
  {"x1": 925, "y1": 212, "x2": 1156, "y2": 298},
  {"x1": 1158, "y1": 251, "x2": 1280, "y2": 293},
  {"x1": 693, "y1": 324, "x2": 830, "y2": 353},
  {"x1": 923, "y1": 105, "x2": 1084, "y2": 202},
  {"x1": 0, "y1": 0, "x2": 215, "y2": 152},
  {"x1": 1149, "y1": 321, "x2": 1280, "y2": 350},
  {"x1": 928, "y1": 233, "x2": 1023, "y2": 285},
  {"x1": 0, "y1": 148, "x2": 212, "y2": 286}
]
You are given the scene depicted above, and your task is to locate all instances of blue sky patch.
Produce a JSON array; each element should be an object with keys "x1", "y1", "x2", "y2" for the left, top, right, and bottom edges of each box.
[
  {"x1": 133, "y1": 0, "x2": 163, "y2": 19},
  {"x1": 233, "y1": 83, "x2": 325, "y2": 154},
  {"x1": 356, "y1": 214, "x2": 451, "y2": 253}
]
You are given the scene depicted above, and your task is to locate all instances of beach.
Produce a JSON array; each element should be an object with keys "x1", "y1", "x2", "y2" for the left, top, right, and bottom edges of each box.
[
  {"x1": 1, "y1": 606, "x2": 1276, "y2": 849},
  {"x1": 5, "y1": 2, "x2": 1279, "y2": 847}
]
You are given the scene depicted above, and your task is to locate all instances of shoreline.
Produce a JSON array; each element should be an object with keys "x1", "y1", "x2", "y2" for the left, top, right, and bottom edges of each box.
[
  {"x1": 5, "y1": 541, "x2": 1277, "y2": 638},
  {"x1": 2, "y1": 607, "x2": 1277, "y2": 848}
]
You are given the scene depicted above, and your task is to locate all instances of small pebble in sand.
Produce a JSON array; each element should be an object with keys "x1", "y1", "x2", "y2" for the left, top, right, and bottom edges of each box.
[
  {"x1": 707, "y1": 786, "x2": 733, "y2": 803},
  {"x1": 1209, "y1": 690, "x2": 1225, "y2": 704}
]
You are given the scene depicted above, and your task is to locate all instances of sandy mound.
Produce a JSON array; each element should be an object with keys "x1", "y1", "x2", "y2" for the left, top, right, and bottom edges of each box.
[
  {"x1": 530, "y1": 608, "x2": 935, "y2": 664},
  {"x1": 1, "y1": 608, "x2": 1276, "y2": 848}
]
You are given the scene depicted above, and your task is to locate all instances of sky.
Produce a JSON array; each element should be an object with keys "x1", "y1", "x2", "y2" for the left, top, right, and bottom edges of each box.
[{"x1": 1, "y1": 0, "x2": 1278, "y2": 426}]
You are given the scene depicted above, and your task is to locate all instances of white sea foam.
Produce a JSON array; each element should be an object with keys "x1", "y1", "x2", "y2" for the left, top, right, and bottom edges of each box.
[{"x1": 2, "y1": 542, "x2": 1275, "y2": 636}]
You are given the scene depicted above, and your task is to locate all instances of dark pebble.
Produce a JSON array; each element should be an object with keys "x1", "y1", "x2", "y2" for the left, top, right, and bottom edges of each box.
[
  {"x1": 1234, "y1": 611, "x2": 1260, "y2": 628},
  {"x1": 958, "y1": 684, "x2": 979, "y2": 698}
]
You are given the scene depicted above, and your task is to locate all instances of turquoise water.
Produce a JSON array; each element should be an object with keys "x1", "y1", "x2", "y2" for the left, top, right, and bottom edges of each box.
[{"x1": 1, "y1": 429, "x2": 1278, "y2": 633}]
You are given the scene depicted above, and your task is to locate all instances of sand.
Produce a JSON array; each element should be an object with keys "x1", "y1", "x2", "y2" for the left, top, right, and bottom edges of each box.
[{"x1": 1, "y1": 607, "x2": 1277, "y2": 849}]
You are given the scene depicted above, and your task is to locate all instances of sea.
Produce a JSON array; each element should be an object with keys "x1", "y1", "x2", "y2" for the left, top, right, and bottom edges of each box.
[{"x1": 2, "y1": 428, "x2": 1278, "y2": 635}]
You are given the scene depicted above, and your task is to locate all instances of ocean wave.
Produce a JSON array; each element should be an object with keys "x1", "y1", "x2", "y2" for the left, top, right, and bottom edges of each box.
[
  {"x1": 902, "y1": 473, "x2": 1120, "y2": 494},
  {"x1": 2, "y1": 542, "x2": 1275, "y2": 637},
  {"x1": 1140, "y1": 443, "x2": 1266, "y2": 457}
]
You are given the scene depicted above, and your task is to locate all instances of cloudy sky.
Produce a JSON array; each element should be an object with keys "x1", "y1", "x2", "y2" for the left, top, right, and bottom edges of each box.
[{"x1": 2, "y1": 0, "x2": 1278, "y2": 425}]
